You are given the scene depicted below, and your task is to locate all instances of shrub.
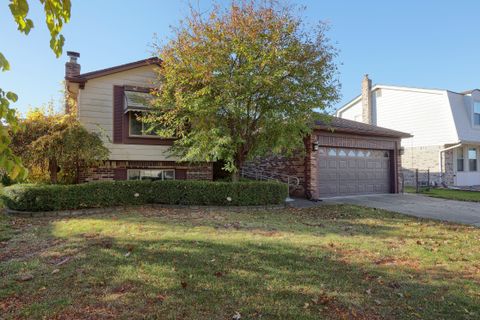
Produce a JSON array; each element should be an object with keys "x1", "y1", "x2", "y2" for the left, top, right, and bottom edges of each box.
[{"x1": 1, "y1": 180, "x2": 288, "y2": 212}]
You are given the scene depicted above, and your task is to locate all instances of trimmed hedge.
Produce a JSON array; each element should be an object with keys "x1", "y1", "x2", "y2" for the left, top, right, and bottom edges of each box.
[{"x1": 1, "y1": 180, "x2": 288, "y2": 212}]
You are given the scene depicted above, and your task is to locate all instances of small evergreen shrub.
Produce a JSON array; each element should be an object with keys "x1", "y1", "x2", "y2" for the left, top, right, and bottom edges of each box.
[{"x1": 2, "y1": 180, "x2": 287, "y2": 212}]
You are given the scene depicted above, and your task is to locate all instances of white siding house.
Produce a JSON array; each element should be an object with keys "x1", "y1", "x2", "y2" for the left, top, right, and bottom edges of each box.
[{"x1": 336, "y1": 75, "x2": 480, "y2": 187}]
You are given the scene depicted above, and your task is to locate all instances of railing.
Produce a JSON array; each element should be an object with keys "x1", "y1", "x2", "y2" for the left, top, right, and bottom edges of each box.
[{"x1": 240, "y1": 167, "x2": 300, "y2": 201}]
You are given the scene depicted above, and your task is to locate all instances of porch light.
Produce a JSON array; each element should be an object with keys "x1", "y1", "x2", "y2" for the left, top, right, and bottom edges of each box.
[
  {"x1": 312, "y1": 137, "x2": 320, "y2": 151},
  {"x1": 399, "y1": 147, "x2": 405, "y2": 155}
]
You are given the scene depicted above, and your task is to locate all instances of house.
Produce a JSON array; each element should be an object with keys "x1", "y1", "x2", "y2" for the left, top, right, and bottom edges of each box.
[
  {"x1": 65, "y1": 52, "x2": 410, "y2": 198},
  {"x1": 64, "y1": 51, "x2": 213, "y2": 182},
  {"x1": 336, "y1": 75, "x2": 480, "y2": 187}
]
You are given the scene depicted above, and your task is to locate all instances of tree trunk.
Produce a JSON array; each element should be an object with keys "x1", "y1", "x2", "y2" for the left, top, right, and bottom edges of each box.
[
  {"x1": 232, "y1": 152, "x2": 245, "y2": 182},
  {"x1": 49, "y1": 158, "x2": 58, "y2": 184},
  {"x1": 231, "y1": 171, "x2": 240, "y2": 182}
]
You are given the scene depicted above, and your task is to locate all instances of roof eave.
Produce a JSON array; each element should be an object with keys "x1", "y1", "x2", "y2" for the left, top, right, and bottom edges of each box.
[{"x1": 314, "y1": 125, "x2": 412, "y2": 139}]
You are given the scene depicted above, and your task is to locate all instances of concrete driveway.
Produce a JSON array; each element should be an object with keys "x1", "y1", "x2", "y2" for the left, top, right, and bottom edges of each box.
[{"x1": 292, "y1": 194, "x2": 480, "y2": 226}]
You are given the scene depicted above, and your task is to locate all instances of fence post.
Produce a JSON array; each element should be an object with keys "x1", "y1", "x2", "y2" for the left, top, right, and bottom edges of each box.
[
  {"x1": 427, "y1": 169, "x2": 430, "y2": 188},
  {"x1": 415, "y1": 169, "x2": 419, "y2": 193}
]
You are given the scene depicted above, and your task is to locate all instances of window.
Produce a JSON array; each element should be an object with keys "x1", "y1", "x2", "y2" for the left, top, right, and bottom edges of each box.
[
  {"x1": 457, "y1": 148, "x2": 464, "y2": 172},
  {"x1": 328, "y1": 148, "x2": 337, "y2": 156},
  {"x1": 338, "y1": 149, "x2": 347, "y2": 157},
  {"x1": 127, "y1": 169, "x2": 175, "y2": 181},
  {"x1": 129, "y1": 112, "x2": 159, "y2": 137},
  {"x1": 474, "y1": 102, "x2": 480, "y2": 125},
  {"x1": 468, "y1": 148, "x2": 477, "y2": 171}
]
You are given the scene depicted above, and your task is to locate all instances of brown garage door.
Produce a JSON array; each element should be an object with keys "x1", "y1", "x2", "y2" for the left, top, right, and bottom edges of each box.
[{"x1": 318, "y1": 147, "x2": 391, "y2": 198}]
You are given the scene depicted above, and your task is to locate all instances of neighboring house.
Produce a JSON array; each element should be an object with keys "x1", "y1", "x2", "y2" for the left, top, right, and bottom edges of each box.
[
  {"x1": 336, "y1": 75, "x2": 480, "y2": 187},
  {"x1": 64, "y1": 51, "x2": 213, "y2": 182},
  {"x1": 64, "y1": 52, "x2": 410, "y2": 199}
]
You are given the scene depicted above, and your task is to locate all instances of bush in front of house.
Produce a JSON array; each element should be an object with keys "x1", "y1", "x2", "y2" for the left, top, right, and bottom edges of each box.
[{"x1": 1, "y1": 180, "x2": 288, "y2": 212}]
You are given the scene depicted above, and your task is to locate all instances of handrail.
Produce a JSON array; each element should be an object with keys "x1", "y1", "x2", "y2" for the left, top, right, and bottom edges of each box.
[{"x1": 240, "y1": 167, "x2": 300, "y2": 200}]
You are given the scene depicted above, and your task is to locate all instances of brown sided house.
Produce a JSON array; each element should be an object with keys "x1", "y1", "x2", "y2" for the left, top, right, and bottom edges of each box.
[
  {"x1": 65, "y1": 52, "x2": 410, "y2": 199},
  {"x1": 65, "y1": 52, "x2": 213, "y2": 181}
]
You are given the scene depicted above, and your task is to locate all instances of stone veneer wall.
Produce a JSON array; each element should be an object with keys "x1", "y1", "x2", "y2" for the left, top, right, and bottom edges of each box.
[
  {"x1": 80, "y1": 160, "x2": 213, "y2": 183},
  {"x1": 401, "y1": 145, "x2": 454, "y2": 186},
  {"x1": 242, "y1": 149, "x2": 307, "y2": 197}
]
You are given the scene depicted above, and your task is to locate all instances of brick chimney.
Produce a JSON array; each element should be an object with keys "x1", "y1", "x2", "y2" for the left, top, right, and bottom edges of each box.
[
  {"x1": 361, "y1": 74, "x2": 372, "y2": 124},
  {"x1": 65, "y1": 51, "x2": 80, "y2": 78}
]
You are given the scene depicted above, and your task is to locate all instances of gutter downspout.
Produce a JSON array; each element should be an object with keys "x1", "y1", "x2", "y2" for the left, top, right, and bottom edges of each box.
[{"x1": 439, "y1": 143, "x2": 462, "y2": 186}]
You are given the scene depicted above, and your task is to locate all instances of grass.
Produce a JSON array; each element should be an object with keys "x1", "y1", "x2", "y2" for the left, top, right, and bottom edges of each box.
[
  {"x1": 1, "y1": 205, "x2": 480, "y2": 319},
  {"x1": 405, "y1": 186, "x2": 480, "y2": 202}
]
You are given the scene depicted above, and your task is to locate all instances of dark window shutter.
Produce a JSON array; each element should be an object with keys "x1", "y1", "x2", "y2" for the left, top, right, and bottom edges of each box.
[
  {"x1": 114, "y1": 168, "x2": 127, "y2": 180},
  {"x1": 175, "y1": 169, "x2": 187, "y2": 180},
  {"x1": 113, "y1": 86, "x2": 124, "y2": 144}
]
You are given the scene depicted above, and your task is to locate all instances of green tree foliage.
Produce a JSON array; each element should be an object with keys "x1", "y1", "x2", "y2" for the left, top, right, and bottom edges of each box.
[
  {"x1": 1, "y1": 0, "x2": 71, "y2": 179},
  {"x1": 10, "y1": 107, "x2": 109, "y2": 184},
  {"x1": 151, "y1": 0, "x2": 339, "y2": 180}
]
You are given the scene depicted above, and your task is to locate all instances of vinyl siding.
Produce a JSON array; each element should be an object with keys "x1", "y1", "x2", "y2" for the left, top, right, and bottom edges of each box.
[
  {"x1": 337, "y1": 99, "x2": 362, "y2": 121},
  {"x1": 449, "y1": 90, "x2": 480, "y2": 143},
  {"x1": 77, "y1": 65, "x2": 178, "y2": 161},
  {"x1": 374, "y1": 88, "x2": 458, "y2": 147}
]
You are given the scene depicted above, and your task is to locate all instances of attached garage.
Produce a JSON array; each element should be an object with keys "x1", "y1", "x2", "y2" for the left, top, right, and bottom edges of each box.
[
  {"x1": 243, "y1": 117, "x2": 411, "y2": 199},
  {"x1": 306, "y1": 117, "x2": 411, "y2": 199}
]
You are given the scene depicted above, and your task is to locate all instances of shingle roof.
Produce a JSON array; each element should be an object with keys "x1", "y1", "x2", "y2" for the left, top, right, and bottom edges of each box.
[
  {"x1": 461, "y1": 89, "x2": 480, "y2": 95},
  {"x1": 315, "y1": 116, "x2": 412, "y2": 138}
]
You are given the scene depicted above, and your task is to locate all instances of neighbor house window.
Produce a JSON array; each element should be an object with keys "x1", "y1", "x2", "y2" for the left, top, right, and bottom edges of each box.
[
  {"x1": 457, "y1": 148, "x2": 464, "y2": 172},
  {"x1": 127, "y1": 169, "x2": 175, "y2": 181},
  {"x1": 129, "y1": 112, "x2": 159, "y2": 137},
  {"x1": 469, "y1": 148, "x2": 477, "y2": 171},
  {"x1": 474, "y1": 102, "x2": 480, "y2": 125}
]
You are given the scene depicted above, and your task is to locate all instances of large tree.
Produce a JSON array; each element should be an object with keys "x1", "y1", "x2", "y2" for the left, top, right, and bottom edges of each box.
[
  {"x1": 0, "y1": 0, "x2": 71, "y2": 180},
  {"x1": 151, "y1": 0, "x2": 339, "y2": 180}
]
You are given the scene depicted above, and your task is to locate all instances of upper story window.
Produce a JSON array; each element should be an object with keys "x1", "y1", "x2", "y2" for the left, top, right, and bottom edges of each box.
[
  {"x1": 474, "y1": 102, "x2": 480, "y2": 126},
  {"x1": 469, "y1": 148, "x2": 477, "y2": 171},
  {"x1": 129, "y1": 112, "x2": 159, "y2": 137},
  {"x1": 124, "y1": 90, "x2": 161, "y2": 137}
]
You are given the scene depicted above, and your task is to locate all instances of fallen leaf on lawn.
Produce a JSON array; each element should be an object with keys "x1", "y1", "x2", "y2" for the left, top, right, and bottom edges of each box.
[
  {"x1": 125, "y1": 252, "x2": 131, "y2": 257},
  {"x1": 366, "y1": 289, "x2": 372, "y2": 295},
  {"x1": 214, "y1": 271, "x2": 223, "y2": 277},
  {"x1": 56, "y1": 257, "x2": 71, "y2": 266},
  {"x1": 17, "y1": 274, "x2": 33, "y2": 282},
  {"x1": 157, "y1": 294, "x2": 166, "y2": 302},
  {"x1": 232, "y1": 311, "x2": 241, "y2": 320},
  {"x1": 181, "y1": 281, "x2": 188, "y2": 289},
  {"x1": 52, "y1": 269, "x2": 60, "y2": 274},
  {"x1": 303, "y1": 302, "x2": 310, "y2": 309},
  {"x1": 374, "y1": 299, "x2": 381, "y2": 305}
]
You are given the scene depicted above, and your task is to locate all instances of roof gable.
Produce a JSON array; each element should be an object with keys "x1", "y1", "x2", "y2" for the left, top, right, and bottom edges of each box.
[{"x1": 66, "y1": 57, "x2": 161, "y2": 84}]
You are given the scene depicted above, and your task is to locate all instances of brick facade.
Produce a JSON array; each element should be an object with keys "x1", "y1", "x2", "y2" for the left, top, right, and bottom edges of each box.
[{"x1": 80, "y1": 160, "x2": 213, "y2": 183}]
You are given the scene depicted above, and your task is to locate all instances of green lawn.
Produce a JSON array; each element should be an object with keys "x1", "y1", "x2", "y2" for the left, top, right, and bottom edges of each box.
[
  {"x1": 405, "y1": 186, "x2": 480, "y2": 202},
  {"x1": 1, "y1": 205, "x2": 480, "y2": 319}
]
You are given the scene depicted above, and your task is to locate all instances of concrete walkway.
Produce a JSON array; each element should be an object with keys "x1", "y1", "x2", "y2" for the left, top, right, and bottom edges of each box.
[{"x1": 290, "y1": 193, "x2": 480, "y2": 226}]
